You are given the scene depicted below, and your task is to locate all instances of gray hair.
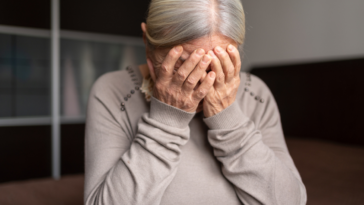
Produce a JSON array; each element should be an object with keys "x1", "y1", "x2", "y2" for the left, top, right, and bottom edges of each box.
[{"x1": 145, "y1": 0, "x2": 245, "y2": 49}]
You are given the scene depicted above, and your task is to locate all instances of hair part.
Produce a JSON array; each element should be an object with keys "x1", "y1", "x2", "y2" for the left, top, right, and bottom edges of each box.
[{"x1": 145, "y1": 0, "x2": 245, "y2": 50}]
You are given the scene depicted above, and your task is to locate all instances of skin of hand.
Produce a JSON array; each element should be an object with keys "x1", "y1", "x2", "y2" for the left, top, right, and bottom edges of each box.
[
  {"x1": 201, "y1": 45, "x2": 241, "y2": 118},
  {"x1": 147, "y1": 46, "x2": 217, "y2": 113},
  {"x1": 141, "y1": 22, "x2": 240, "y2": 115}
]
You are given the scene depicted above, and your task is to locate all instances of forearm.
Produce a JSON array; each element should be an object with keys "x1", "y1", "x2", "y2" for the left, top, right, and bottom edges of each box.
[
  {"x1": 204, "y1": 102, "x2": 306, "y2": 205},
  {"x1": 85, "y1": 97, "x2": 195, "y2": 205}
]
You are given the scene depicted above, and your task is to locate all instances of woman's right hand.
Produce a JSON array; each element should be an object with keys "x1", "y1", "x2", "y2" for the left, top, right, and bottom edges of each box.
[{"x1": 147, "y1": 46, "x2": 216, "y2": 113}]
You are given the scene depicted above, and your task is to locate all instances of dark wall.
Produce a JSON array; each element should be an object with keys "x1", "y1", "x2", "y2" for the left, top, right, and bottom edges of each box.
[
  {"x1": 251, "y1": 58, "x2": 364, "y2": 146},
  {"x1": 0, "y1": 0, "x2": 150, "y2": 37},
  {"x1": 0, "y1": 124, "x2": 85, "y2": 183},
  {"x1": 61, "y1": 0, "x2": 150, "y2": 37},
  {"x1": 0, "y1": 125, "x2": 51, "y2": 183},
  {"x1": 0, "y1": 0, "x2": 149, "y2": 183},
  {"x1": 0, "y1": 0, "x2": 50, "y2": 29},
  {"x1": 61, "y1": 124, "x2": 85, "y2": 176}
]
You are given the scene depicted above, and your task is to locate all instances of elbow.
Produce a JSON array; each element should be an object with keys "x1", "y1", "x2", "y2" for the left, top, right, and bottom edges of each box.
[
  {"x1": 298, "y1": 181, "x2": 307, "y2": 205},
  {"x1": 84, "y1": 184, "x2": 104, "y2": 205},
  {"x1": 274, "y1": 160, "x2": 307, "y2": 205},
  {"x1": 275, "y1": 178, "x2": 307, "y2": 205},
  {"x1": 84, "y1": 191, "x2": 97, "y2": 205}
]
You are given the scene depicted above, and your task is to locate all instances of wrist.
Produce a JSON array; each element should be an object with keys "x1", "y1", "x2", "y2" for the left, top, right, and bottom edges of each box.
[
  {"x1": 203, "y1": 106, "x2": 221, "y2": 118},
  {"x1": 203, "y1": 99, "x2": 234, "y2": 118},
  {"x1": 149, "y1": 97, "x2": 195, "y2": 128},
  {"x1": 203, "y1": 101, "x2": 245, "y2": 129}
]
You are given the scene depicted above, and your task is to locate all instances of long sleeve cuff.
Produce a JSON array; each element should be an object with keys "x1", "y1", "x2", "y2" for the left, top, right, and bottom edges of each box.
[
  {"x1": 203, "y1": 101, "x2": 248, "y2": 130},
  {"x1": 149, "y1": 97, "x2": 195, "y2": 129}
]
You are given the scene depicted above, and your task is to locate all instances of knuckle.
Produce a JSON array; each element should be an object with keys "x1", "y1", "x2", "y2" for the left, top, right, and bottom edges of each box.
[
  {"x1": 228, "y1": 67, "x2": 234, "y2": 75},
  {"x1": 186, "y1": 77, "x2": 196, "y2": 85},
  {"x1": 177, "y1": 70, "x2": 186, "y2": 80},
  {"x1": 197, "y1": 89, "x2": 206, "y2": 98},
  {"x1": 217, "y1": 73, "x2": 225, "y2": 81},
  {"x1": 184, "y1": 101, "x2": 193, "y2": 109},
  {"x1": 160, "y1": 63, "x2": 169, "y2": 73},
  {"x1": 220, "y1": 51, "x2": 228, "y2": 58},
  {"x1": 198, "y1": 63, "x2": 207, "y2": 71}
]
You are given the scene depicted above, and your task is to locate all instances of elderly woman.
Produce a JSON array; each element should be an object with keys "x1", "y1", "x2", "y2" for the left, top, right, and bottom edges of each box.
[{"x1": 84, "y1": 0, "x2": 307, "y2": 204}]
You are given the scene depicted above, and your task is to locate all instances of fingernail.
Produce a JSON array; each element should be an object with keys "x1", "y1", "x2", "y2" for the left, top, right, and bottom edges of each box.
[
  {"x1": 174, "y1": 46, "x2": 182, "y2": 53},
  {"x1": 197, "y1": 48, "x2": 205, "y2": 56},
  {"x1": 209, "y1": 71, "x2": 215, "y2": 78},
  {"x1": 228, "y1": 44, "x2": 234, "y2": 52},
  {"x1": 202, "y1": 55, "x2": 211, "y2": 63},
  {"x1": 215, "y1": 46, "x2": 223, "y2": 53}
]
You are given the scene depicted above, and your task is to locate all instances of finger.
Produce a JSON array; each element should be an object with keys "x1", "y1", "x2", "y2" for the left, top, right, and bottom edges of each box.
[
  {"x1": 193, "y1": 71, "x2": 216, "y2": 100},
  {"x1": 158, "y1": 45, "x2": 183, "y2": 81},
  {"x1": 200, "y1": 70, "x2": 207, "y2": 83},
  {"x1": 214, "y1": 46, "x2": 235, "y2": 83},
  {"x1": 208, "y1": 50, "x2": 225, "y2": 89},
  {"x1": 183, "y1": 54, "x2": 211, "y2": 92},
  {"x1": 172, "y1": 48, "x2": 205, "y2": 87},
  {"x1": 227, "y1": 44, "x2": 242, "y2": 77}
]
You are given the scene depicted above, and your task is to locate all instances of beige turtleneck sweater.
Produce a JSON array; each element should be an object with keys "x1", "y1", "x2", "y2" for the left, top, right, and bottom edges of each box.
[{"x1": 84, "y1": 65, "x2": 307, "y2": 205}]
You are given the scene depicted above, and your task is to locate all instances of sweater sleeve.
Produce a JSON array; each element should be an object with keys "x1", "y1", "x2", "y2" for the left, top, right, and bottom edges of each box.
[
  {"x1": 203, "y1": 79, "x2": 307, "y2": 205},
  {"x1": 84, "y1": 80, "x2": 195, "y2": 205}
]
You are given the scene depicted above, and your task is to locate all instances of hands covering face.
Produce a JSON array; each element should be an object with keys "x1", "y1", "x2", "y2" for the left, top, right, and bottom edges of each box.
[
  {"x1": 203, "y1": 45, "x2": 241, "y2": 117},
  {"x1": 147, "y1": 44, "x2": 241, "y2": 117}
]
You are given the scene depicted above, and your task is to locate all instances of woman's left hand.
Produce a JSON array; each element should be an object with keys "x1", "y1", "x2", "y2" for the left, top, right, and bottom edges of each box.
[{"x1": 203, "y1": 44, "x2": 241, "y2": 118}]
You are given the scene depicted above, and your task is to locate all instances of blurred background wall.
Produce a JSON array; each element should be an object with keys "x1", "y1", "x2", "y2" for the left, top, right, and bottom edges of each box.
[
  {"x1": 241, "y1": 0, "x2": 364, "y2": 70},
  {"x1": 0, "y1": 0, "x2": 363, "y2": 183},
  {"x1": 0, "y1": 0, "x2": 149, "y2": 183}
]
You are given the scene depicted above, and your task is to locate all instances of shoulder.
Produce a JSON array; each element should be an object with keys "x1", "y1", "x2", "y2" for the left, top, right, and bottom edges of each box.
[
  {"x1": 90, "y1": 66, "x2": 142, "y2": 103},
  {"x1": 237, "y1": 71, "x2": 280, "y2": 129},
  {"x1": 86, "y1": 66, "x2": 145, "y2": 139},
  {"x1": 238, "y1": 71, "x2": 273, "y2": 105},
  {"x1": 91, "y1": 70, "x2": 128, "y2": 97}
]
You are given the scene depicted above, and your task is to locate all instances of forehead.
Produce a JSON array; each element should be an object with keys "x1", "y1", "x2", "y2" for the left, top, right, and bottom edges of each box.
[{"x1": 181, "y1": 33, "x2": 237, "y2": 58}]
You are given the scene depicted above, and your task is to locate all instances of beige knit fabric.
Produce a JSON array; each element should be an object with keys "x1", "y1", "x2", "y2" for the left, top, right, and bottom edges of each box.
[{"x1": 84, "y1": 65, "x2": 307, "y2": 205}]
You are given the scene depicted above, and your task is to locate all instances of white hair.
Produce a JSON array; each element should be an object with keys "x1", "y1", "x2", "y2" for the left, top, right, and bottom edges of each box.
[{"x1": 145, "y1": 0, "x2": 245, "y2": 49}]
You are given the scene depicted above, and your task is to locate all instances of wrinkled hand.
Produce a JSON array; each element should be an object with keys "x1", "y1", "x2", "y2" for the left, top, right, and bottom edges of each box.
[
  {"x1": 148, "y1": 46, "x2": 216, "y2": 113},
  {"x1": 203, "y1": 45, "x2": 241, "y2": 118}
]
